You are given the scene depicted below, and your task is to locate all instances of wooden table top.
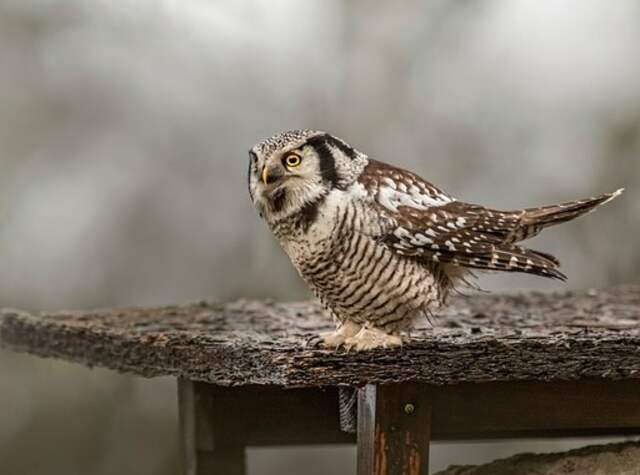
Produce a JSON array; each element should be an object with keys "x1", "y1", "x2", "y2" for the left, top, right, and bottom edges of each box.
[{"x1": 1, "y1": 284, "x2": 639, "y2": 387}]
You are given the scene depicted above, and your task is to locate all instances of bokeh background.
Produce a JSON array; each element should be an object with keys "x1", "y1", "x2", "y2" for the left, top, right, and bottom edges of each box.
[{"x1": 1, "y1": 0, "x2": 639, "y2": 473}]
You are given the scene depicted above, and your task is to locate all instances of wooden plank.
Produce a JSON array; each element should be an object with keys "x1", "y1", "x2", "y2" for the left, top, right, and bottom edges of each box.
[
  {"x1": 357, "y1": 384, "x2": 431, "y2": 475},
  {"x1": 427, "y1": 379, "x2": 640, "y2": 440},
  {"x1": 180, "y1": 380, "x2": 640, "y2": 474},
  {"x1": 2, "y1": 285, "x2": 640, "y2": 387},
  {"x1": 184, "y1": 379, "x2": 640, "y2": 452},
  {"x1": 192, "y1": 383, "x2": 353, "y2": 447}
]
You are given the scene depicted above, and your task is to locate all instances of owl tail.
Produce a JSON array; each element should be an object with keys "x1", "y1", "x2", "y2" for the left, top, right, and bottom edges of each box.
[
  {"x1": 439, "y1": 189, "x2": 622, "y2": 282},
  {"x1": 508, "y1": 188, "x2": 624, "y2": 242}
]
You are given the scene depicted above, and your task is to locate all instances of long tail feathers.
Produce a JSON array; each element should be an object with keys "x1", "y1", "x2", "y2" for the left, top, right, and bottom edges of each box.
[
  {"x1": 522, "y1": 188, "x2": 624, "y2": 229},
  {"x1": 448, "y1": 245, "x2": 567, "y2": 281},
  {"x1": 478, "y1": 189, "x2": 623, "y2": 280}
]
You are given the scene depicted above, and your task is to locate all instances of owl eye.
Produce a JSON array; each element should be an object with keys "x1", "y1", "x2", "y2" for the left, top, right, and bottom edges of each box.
[{"x1": 284, "y1": 153, "x2": 302, "y2": 168}]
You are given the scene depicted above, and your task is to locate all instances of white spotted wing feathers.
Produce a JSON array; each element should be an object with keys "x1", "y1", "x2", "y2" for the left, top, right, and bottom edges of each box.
[{"x1": 359, "y1": 160, "x2": 622, "y2": 280}]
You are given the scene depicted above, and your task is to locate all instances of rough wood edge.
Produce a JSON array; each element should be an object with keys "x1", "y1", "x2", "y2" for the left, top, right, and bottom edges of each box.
[
  {"x1": 434, "y1": 440, "x2": 640, "y2": 475},
  {"x1": 2, "y1": 285, "x2": 640, "y2": 387}
]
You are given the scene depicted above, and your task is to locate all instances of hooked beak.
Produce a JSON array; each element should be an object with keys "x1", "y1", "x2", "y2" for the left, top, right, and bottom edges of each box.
[{"x1": 260, "y1": 164, "x2": 283, "y2": 185}]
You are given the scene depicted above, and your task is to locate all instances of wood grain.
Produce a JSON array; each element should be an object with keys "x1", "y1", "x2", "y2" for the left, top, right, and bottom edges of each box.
[
  {"x1": 358, "y1": 384, "x2": 431, "y2": 475},
  {"x1": 2, "y1": 285, "x2": 640, "y2": 387},
  {"x1": 179, "y1": 380, "x2": 247, "y2": 474},
  {"x1": 188, "y1": 382, "x2": 353, "y2": 447},
  {"x1": 179, "y1": 379, "x2": 640, "y2": 448}
]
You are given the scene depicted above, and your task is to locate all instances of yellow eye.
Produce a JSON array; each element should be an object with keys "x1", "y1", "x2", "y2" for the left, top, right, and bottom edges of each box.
[{"x1": 284, "y1": 153, "x2": 302, "y2": 168}]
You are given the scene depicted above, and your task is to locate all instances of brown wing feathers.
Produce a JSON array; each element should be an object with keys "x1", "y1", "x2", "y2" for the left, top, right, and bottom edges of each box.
[
  {"x1": 387, "y1": 202, "x2": 568, "y2": 280},
  {"x1": 365, "y1": 164, "x2": 622, "y2": 280},
  {"x1": 435, "y1": 191, "x2": 622, "y2": 279},
  {"x1": 363, "y1": 161, "x2": 623, "y2": 281}
]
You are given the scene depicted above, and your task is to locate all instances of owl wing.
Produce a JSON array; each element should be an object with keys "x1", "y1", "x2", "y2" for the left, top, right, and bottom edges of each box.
[{"x1": 358, "y1": 159, "x2": 566, "y2": 280}]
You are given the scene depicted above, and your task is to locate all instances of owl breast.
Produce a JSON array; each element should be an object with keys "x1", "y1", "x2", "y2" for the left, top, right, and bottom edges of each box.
[{"x1": 277, "y1": 189, "x2": 444, "y2": 332}]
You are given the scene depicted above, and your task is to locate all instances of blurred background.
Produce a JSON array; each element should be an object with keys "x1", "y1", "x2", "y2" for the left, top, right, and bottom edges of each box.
[{"x1": 0, "y1": 0, "x2": 638, "y2": 473}]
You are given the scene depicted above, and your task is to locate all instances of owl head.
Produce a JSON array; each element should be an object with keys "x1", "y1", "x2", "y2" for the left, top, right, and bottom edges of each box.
[{"x1": 248, "y1": 129, "x2": 368, "y2": 222}]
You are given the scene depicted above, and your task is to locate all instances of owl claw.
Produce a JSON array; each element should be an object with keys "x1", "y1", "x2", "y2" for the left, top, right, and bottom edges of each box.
[
  {"x1": 305, "y1": 325, "x2": 402, "y2": 351},
  {"x1": 304, "y1": 331, "x2": 346, "y2": 349},
  {"x1": 304, "y1": 334, "x2": 324, "y2": 349},
  {"x1": 305, "y1": 322, "x2": 363, "y2": 350},
  {"x1": 304, "y1": 333, "x2": 346, "y2": 351},
  {"x1": 343, "y1": 327, "x2": 403, "y2": 351}
]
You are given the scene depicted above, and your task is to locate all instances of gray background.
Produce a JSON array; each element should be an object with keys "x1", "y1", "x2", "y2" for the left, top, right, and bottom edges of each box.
[{"x1": 1, "y1": 0, "x2": 638, "y2": 473}]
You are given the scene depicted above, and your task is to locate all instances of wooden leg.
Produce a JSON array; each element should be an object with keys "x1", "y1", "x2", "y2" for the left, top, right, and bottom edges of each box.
[
  {"x1": 357, "y1": 384, "x2": 432, "y2": 475},
  {"x1": 178, "y1": 379, "x2": 246, "y2": 475}
]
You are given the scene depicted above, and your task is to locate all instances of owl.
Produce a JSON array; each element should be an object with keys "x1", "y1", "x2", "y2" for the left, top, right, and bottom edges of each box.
[{"x1": 247, "y1": 129, "x2": 622, "y2": 351}]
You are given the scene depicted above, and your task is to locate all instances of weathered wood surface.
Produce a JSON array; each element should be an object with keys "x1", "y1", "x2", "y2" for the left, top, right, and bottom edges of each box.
[
  {"x1": 177, "y1": 379, "x2": 640, "y2": 448},
  {"x1": 1, "y1": 285, "x2": 639, "y2": 387},
  {"x1": 434, "y1": 440, "x2": 640, "y2": 475},
  {"x1": 357, "y1": 384, "x2": 431, "y2": 475}
]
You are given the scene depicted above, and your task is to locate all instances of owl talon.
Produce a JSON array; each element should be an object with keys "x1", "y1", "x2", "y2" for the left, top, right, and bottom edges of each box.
[
  {"x1": 343, "y1": 327, "x2": 403, "y2": 352},
  {"x1": 304, "y1": 334, "x2": 324, "y2": 349},
  {"x1": 306, "y1": 321, "x2": 362, "y2": 349}
]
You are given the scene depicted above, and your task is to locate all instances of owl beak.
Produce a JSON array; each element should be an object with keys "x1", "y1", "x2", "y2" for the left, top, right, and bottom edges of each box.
[{"x1": 261, "y1": 165, "x2": 283, "y2": 185}]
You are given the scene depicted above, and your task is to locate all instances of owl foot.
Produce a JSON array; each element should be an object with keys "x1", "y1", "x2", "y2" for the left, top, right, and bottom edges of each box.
[
  {"x1": 306, "y1": 321, "x2": 362, "y2": 349},
  {"x1": 344, "y1": 327, "x2": 402, "y2": 352}
]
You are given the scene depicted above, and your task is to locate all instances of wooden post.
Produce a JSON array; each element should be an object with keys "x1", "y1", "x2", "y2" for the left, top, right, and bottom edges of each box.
[
  {"x1": 357, "y1": 384, "x2": 432, "y2": 475},
  {"x1": 178, "y1": 381, "x2": 354, "y2": 474},
  {"x1": 178, "y1": 379, "x2": 246, "y2": 475}
]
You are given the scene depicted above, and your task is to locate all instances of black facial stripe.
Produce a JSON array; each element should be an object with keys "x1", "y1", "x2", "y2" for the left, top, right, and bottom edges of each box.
[
  {"x1": 297, "y1": 192, "x2": 327, "y2": 232},
  {"x1": 326, "y1": 135, "x2": 357, "y2": 160},
  {"x1": 304, "y1": 134, "x2": 342, "y2": 189},
  {"x1": 271, "y1": 187, "x2": 287, "y2": 213}
]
